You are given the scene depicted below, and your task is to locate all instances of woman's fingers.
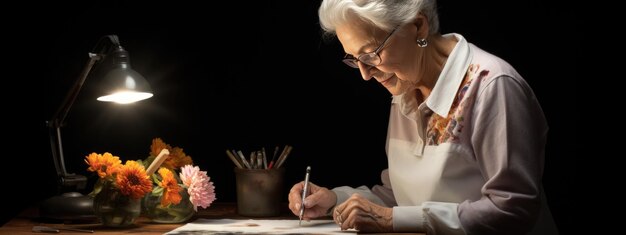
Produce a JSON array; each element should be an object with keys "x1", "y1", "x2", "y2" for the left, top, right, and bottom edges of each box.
[
  {"x1": 290, "y1": 181, "x2": 342, "y2": 222},
  {"x1": 333, "y1": 201, "x2": 350, "y2": 230},
  {"x1": 288, "y1": 182, "x2": 305, "y2": 215},
  {"x1": 333, "y1": 193, "x2": 393, "y2": 231},
  {"x1": 334, "y1": 207, "x2": 342, "y2": 225},
  {"x1": 342, "y1": 208, "x2": 360, "y2": 230},
  {"x1": 335, "y1": 203, "x2": 358, "y2": 231}
]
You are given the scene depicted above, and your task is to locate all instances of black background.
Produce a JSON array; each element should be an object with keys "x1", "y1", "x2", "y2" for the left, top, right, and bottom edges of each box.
[{"x1": 7, "y1": 0, "x2": 576, "y2": 233}]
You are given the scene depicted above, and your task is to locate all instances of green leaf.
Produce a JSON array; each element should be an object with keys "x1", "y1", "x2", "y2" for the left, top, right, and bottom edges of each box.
[
  {"x1": 88, "y1": 179, "x2": 105, "y2": 197},
  {"x1": 152, "y1": 186, "x2": 164, "y2": 196},
  {"x1": 152, "y1": 172, "x2": 165, "y2": 184}
]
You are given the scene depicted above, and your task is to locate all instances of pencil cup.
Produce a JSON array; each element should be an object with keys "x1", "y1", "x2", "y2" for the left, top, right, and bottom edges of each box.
[{"x1": 234, "y1": 167, "x2": 285, "y2": 217}]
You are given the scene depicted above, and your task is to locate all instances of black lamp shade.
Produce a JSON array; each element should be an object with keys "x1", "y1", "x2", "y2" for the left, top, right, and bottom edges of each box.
[{"x1": 96, "y1": 46, "x2": 153, "y2": 104}]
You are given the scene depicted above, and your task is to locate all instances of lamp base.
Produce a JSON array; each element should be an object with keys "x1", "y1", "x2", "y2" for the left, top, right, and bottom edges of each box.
[{"x1": 39, "y1": 192, "x2": 96, "y2": 221}]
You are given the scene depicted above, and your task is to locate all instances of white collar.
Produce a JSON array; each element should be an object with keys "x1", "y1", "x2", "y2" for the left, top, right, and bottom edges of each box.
[{"x1": 425, "y1": 33, "x2": 472, "y2": 117}]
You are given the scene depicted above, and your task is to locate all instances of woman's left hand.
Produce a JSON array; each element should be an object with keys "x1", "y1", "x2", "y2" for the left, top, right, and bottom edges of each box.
[{"x1": 333, "y1": 193, "x2": 393, "y2": 232}]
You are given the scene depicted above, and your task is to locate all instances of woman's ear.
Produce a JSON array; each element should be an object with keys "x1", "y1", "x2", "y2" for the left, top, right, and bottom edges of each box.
[{"x1": 412, "y1": 13, "x2": 430, "y2": 39}]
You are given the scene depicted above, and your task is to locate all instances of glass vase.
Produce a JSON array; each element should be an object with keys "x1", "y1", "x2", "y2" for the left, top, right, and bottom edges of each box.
[
  {"x1": 142, "y1": 189, "x2": 195, "y2": 223},
  {"x1": 93, "y1": 181, "x2": 141, "y2": 227}
]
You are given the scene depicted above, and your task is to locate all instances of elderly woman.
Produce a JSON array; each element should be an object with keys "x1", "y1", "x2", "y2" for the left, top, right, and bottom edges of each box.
[{"x1": 287, "y1": 0, "x2": 559, "y2": 234}]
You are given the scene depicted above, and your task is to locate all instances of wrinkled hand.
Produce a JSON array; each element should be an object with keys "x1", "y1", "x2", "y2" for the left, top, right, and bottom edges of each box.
[
  {"x1": 288, "y1": 181, "x2": 336, "y2": 220},
  {"x1": 333, "y1": 194, "x2": 393, "y2": 232}
]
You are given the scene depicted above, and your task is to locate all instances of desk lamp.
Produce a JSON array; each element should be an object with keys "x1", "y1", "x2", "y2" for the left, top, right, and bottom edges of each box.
[{"x1": 40, "y1": 35, "x2": 153, "y2": 220}]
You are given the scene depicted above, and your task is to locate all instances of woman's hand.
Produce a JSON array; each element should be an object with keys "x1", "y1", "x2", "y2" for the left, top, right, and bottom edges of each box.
[
  {"x1": 333, "y1": 194, "x2": 393, "y2": 232},
  {"x1": 288, "y1": 181, "x2": 336, "y2": 220}
]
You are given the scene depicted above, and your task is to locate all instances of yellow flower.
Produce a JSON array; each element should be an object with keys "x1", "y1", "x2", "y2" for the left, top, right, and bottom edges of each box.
[
  {"x1": 116, "y1": 160, "x2": 153, "y2": 199},
  {"x1": 158, "y1": 167, "x2": 182, "y2": 206},
  {"x1": 85, "y1": 152, "x2": 122, "y2": 178}
]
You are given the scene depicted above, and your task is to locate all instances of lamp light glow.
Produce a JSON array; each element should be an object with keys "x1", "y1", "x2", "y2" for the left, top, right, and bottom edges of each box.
[{"x1": 97, "y1": 91, "x2": 153, "y2": 104}]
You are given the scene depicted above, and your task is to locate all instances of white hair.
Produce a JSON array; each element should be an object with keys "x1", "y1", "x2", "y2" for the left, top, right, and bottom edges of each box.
[{"x1": 318, "y1": 0, "x2": 439, "y2": 36}]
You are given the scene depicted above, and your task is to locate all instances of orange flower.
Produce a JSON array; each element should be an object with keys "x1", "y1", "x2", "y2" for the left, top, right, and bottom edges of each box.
[
  {"x1": 158, "y1": 168, "x2": 182, "y2": 206},
  {"x1": 151, "y1": 138, "x2": 170, "y2": 157},
  {"x1": 85, "y1": 152, "x2": 122, "y2": 178},
  {"x1": 162, "y1": 147, "x2": 193, "y2": 170},
  {"x1": 116, "y1": 160, "x2": 153, "y2": 199},
  {"x1": 150, "y1": 138, "x2": 193, "y2": 170}
]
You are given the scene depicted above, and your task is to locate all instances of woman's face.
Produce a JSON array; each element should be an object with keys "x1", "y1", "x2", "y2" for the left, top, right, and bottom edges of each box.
[{"x1": 336, "y1": 22, "x2": 420, "y2": 96}]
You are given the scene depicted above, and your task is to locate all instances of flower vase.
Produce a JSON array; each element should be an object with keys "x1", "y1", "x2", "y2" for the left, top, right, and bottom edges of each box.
[
  {"x1": 143, "y1": 189, "x2": 195, "y2": 223},
  {"x1": 93, "y1": 181, "x2": 141, "y2": 227}
]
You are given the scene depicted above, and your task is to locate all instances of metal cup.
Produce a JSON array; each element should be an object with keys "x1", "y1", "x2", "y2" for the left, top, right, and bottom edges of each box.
[{"x1": 234, "y1": 167, "x2": 285, "y2": 217}]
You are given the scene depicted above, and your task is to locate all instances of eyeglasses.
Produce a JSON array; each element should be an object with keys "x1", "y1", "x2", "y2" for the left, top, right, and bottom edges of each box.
[{"x1": 342, "y1": 27, "x2": 399, "y2": 68}]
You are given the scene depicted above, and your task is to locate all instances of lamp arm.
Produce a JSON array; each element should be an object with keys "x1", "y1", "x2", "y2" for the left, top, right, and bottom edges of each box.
[
  {"x1": 47, "y1": 52, "x2": 103, "y2": 188},
  {"x1": 49, "y1": 53, "x2": 103, "y2": 127}
]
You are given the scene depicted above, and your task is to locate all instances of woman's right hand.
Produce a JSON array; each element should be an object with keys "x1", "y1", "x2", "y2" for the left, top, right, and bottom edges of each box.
[{"x1": 288, "y1": 181, "x2": 337, "y2": 220}]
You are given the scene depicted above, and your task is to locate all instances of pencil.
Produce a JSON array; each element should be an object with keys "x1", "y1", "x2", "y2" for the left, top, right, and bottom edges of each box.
[
  {"x1": 261, "y1": 148, "x2": 268, "y2": 169},
  {"x1": 225, "y1": 150, "x2": 243, "y2": 169},
  {"x1": 299, "y1": 166, "x2": 311, "y2": 226},
  {"x1": 256, "y1": 151, "x2": 261, "y2": 169},
  {"x1": 268, "y1": 146, "x2": 280, "y2": 169},
  {"x1": 276, "y1": 145, "x2": 293, "y2": 169},
  {"x1": 274, "y1": 145, "x2": 289, "y2": 169},
  {"x1": 250, "y1": 151, "x2": 257, "y2": 169},
  {"x1": 237, "y1": 150, "x2": 251, "y2": 169}
]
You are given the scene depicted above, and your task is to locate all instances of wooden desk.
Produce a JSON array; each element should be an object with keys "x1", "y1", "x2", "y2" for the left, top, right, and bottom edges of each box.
[{"x1": 0, "y1": 202, "x2": 424, "y2": 234}]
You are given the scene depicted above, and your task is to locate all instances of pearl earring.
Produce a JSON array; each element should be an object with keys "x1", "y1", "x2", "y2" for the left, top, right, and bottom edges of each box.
[{"x1": 416, "y1": 38, "x2": 428, "y2": 47}]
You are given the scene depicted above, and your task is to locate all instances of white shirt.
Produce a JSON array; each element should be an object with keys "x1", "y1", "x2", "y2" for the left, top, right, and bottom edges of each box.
[{"x1": 332, "y1": 34, "x2": 558, "y2": 235}]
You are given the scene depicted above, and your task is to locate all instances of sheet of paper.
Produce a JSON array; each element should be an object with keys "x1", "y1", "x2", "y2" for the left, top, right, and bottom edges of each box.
[{"x1": 166, "y1": 218, "x2": 357, "y2": 234}]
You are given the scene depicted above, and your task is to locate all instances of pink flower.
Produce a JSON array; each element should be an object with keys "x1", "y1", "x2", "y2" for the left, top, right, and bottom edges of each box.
[{"x1": 180, "y1": 165, "x2": 216, "y2": 211}]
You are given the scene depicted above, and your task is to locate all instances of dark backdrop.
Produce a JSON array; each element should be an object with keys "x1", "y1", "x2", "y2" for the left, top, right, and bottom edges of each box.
[{"x1": 7, "y1": 0, "x2": 576, "y2": 233}]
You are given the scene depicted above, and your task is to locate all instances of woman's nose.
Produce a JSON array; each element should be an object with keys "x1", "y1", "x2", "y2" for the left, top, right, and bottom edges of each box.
[{"x1": 358, "y1": 62, "x2": 373, "y2": 81}]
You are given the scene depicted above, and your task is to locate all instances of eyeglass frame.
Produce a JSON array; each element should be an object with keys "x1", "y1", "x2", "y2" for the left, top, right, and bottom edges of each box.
[{"x1": 342, "y1": 26, "x2": 399, "y2": 68}]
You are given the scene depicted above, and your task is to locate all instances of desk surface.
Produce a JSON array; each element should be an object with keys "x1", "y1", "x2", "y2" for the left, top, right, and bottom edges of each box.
[
  {"x1": 1, "y1": 203, "x2": 243, "y2": 234},
  {"x1": 0, "y1": 202, "x2": 424, "y2": 234}
]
